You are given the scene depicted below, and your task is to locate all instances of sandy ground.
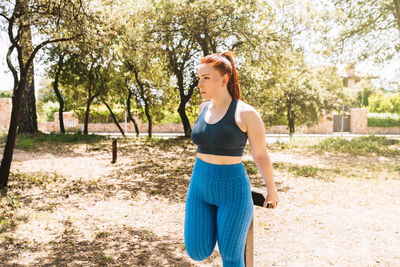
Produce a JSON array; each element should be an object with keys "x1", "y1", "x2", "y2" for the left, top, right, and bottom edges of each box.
[{"x1": 0, "y1": 137, "x2": 399, "y2": 266}]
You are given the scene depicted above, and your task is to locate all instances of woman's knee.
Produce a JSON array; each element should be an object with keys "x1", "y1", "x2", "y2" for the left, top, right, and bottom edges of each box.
[
  {"x1": 184, "y1": 202, "x2": 217, "y2": 261},
  {"x1": 184, "y1": 236, "x2": 215, "y2": 261},
  {"x1": 222, "y1": 257, "x2": 245, "y2": 267}
]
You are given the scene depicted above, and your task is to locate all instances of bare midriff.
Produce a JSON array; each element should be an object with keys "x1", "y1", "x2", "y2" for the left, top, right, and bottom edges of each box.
[{"x1": 196, "y1": 152, "x2": 243, "y2": 165}]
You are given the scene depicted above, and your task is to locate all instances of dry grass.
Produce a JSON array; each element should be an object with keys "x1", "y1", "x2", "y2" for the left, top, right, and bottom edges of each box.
[{"x1": 0, "y1": 134, "x2": 399, "y2": 266}]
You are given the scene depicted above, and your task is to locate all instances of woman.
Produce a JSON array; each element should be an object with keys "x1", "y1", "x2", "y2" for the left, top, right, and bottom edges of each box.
[{"x1": 184, "y1": 51, "x2": 279, "y2": 266}]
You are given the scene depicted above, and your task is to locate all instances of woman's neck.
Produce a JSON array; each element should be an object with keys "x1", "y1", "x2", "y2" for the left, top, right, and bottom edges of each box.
[{"x1": 210, "y1": 93, "x2": 232, "y2": 109}]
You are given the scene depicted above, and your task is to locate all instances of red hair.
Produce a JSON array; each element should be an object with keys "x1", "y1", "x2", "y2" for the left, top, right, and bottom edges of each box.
[{"x1": 200, "y1": 51, "x2": 241, "y2": 100}]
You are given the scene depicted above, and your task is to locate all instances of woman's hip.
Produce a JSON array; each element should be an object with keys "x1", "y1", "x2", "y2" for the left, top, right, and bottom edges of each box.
[{"x1": 189, "y1": 157, "x2": 252, "y2": 204}]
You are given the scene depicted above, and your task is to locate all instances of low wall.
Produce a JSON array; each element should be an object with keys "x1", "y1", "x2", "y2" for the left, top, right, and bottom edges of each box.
[
  {"x1": 350, "y1": 108, "x2": 367, "y2": 133},
  {"x1": 0, "y1": 98, "x2": 12, "y2": 131},
  {"x1": 360, "y1": 127, "x2": 400, "y2": 134},
  {"x1": 37, "y1": 121, "x2": 196, "y2": 134},
  {"x1": 1, "y1": 99, "x2": 399, "y2": 135}
]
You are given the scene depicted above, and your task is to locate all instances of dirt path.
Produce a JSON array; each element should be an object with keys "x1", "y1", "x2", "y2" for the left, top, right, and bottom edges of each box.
[{"x1": 0, "y1": 137, "x2": 399, "y2": 266}]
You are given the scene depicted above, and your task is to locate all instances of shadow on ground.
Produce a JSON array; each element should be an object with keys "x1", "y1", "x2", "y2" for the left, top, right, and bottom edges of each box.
[{"x1": 0, "y1": 222, "x2": 197, "y2": 266}]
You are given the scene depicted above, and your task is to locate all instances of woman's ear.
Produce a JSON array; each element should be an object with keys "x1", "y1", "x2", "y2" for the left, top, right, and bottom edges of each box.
[{"x1": 222, "y1": 74, "x2": 229, "y2": 86}]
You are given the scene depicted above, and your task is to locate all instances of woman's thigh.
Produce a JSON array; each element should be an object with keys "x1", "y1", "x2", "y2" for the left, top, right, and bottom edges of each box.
[
  {"x1": 215, "y1": 178, "x2": 254, "y2": 264},
  {"x1": 184, "y1": 179, "x2": 218, "y2": 261}
]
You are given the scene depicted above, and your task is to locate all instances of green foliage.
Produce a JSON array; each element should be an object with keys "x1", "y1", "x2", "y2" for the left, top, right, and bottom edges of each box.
[
  {"x1": 100, "y1": 255, "x2": 113, "y2": 261},
  {"x1": 73, "y1": 104, "x2": 127, "y2": 123},
  {"x1": 9, "y1": 170, "x2": 64, "y2": 189},
  {"x1": 145, "y1": 0, "x2": 262, "y2": 131},
  {"x1": 367, "y1": 113, "x2": 400, "y2": 127},
  {"x1": 38, "y1": 101, "x2": 60, "y2": 122},
  {"x1": 311, "y1": 135, "x2": 399, "y2": 156},
  {"x1": 158, "y1": 109, "x2": 185, "y2": 124},
  {"x1": 0, "y1": 214, "x2": 10, "y2": 233},
  {"x1": 96, "y1": 232, "x2": 110, "y2": 238},
  {"x1": 331, "y1": 0, "x2": 400, "y2": 64},
  {"x1": 238, "y1": 1, "x2": 344, "y2": 134},
  {"x1": 356, "y1": 80, "x2": 377, "y2": 108},
  {"x1": 0, "y1": 193, "x2": 24, "y2": 233},
  {"x1": 292, "y1": 165, "x2": 319, "y2": 177},
  {"x1": 243, "y1": 160, "x2": 259, "y2": 175},
  {"x1": 17, "y1": 138, "x2": 36, "y2": 150},
  {"x1": 13, "y1": 132, "x2": 106, "y2": 150},
  {"x1": 0, "y1": 91, "x2": 12, "y2": 98},
  {"x1": 368, "y1": 93, "x2": 400, "y2": 114},
  {"x1": 272, "y1": 162, "x2": 341, "y2": 181},
  {"x1": 273, "y1": 162, "x2": 319, "y2": 177}
]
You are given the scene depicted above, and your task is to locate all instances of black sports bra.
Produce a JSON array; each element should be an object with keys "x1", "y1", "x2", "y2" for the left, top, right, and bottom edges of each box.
[{"x1": 191, "y1": 98, "x2": 248, "y2": 156}]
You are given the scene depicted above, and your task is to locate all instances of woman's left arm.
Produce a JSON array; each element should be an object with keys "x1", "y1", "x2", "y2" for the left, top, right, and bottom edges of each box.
[{"x1": 244, "y1": 108, "x2": 279, "y2": 208}]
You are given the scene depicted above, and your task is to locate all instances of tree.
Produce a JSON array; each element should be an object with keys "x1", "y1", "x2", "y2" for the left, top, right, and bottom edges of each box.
[
  {"x1": 42, "y1": 43, "x2": 70, "y2": 133},
  {"x1": 0, "y1": 0, "x2": 88, "y2": 188},
  {"x1": 59, "y1": 34, "x2": 117, "y2": 135},
  {"x1": 99, "y1": 65, "x2": 127, "y2": 137},
  {"x1": 113, "y1": 0, "x2": 168, "y2": 138},
  {"x1": 237, "y1": 0, "x2": 343, "y2": 136},
  {"x1": 146, "y1": 0, "x2": 260, "y2": 137},
  {"x1": 16, "y1": 0, "x2": 37, "y2": 134},
  {"x1": 276, "y1": 53, "x2": 336, "y2": 136},
  {"x1": 330, "y1": 0, "x2": 400, "y2": 64}
]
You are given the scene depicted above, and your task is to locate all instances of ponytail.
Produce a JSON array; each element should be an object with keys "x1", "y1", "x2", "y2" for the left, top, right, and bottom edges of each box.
[{"x1": 200, "y1": 51, "x2": 241, "y2": 100}]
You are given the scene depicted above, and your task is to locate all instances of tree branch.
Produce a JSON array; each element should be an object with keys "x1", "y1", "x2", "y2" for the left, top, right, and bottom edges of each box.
[
  {"x1": 6, "y1": 43, "x2": 18, "y2": 90},
  {"x1": 23, "y1": 35, "x2": 82, "y2": 77},
  {"x1": 0, "y1": 13, "x2": 9, "y2": 21}
]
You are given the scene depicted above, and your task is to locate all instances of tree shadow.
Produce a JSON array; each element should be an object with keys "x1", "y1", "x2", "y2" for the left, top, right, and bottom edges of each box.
[{"x1": 0, "y1": 221, "x2": 198, "y2": 266}]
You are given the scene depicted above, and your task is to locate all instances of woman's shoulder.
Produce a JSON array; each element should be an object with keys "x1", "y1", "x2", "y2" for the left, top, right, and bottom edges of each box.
[
  {"x1": 237, "y1": 99, "x2": 258, "y2": 114},
  {"x1": 237, "y1": 99, "x2": 262, "y2": 124}
]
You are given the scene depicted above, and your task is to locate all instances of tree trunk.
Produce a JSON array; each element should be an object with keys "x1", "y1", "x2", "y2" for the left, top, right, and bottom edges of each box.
[
  {"x1": 83, "y1": 70, "x2": 99, "y2": 135},
  {"x1": 178, "y1": 101, "x2": 191, "y2": 137},
  {"x1": 0, "y1": 0, "x2": 83, "y2": 188},
  {"x1": 143, "y1": 100, "x2": 152, "y2": 138},
  {"x1": 287, "y1": 107, "x2": 295, "y2": 137},
  {"x1": 176, "y1": 72, "x2": 192, "y2": 137},
  {"x1": 127, "y1": 88, "x2": 140, "y2": 136},
  {"x1": 83, "y1": 96, "x2": 96, "y2": 135},
  {"x1": 131, "y1": 65, "x2": 153, "y2": 137},
  {"x1": 103, "y1": 100, "x2": 125, "y2": 137},
  {"x1": 394, "y1": 0, "x2": 400, "y2": 32},
  {"x1": 53, "y1": 54, "x2": 65, "y2": 134},
  {"x1": 0, "y1": 82, "x2": 27, "y2": 187},
  {"x1": 17, "y1": 1, "x2": 38, "y2": 134},
  {"x1": 83, "y1": 97, "x2": 91, "y2": 135}
]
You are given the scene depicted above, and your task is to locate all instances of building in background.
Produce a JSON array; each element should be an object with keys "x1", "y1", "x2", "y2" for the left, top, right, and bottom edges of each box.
[{"x1": 338, "y1": 62, "x2": 379, "y2": 88}]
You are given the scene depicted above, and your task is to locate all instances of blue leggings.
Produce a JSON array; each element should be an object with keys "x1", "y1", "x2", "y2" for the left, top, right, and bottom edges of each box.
[{"x1": 184, "y1": 157, "x2": 254, "y2": 267}]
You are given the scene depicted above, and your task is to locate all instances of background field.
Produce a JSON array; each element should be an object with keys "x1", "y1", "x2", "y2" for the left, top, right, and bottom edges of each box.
[{"x1": 0, "y1": 133, "x2": 399, "y2": 266}]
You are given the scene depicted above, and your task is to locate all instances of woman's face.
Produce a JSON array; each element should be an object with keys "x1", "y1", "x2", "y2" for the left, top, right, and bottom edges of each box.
[{"x1": 197, "y1": 63, "x2": 228, "y2": 100}]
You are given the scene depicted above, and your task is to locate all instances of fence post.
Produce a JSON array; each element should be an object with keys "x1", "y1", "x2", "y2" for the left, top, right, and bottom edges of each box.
[{"x1": 112, "y1": 138, "x2": 117, "y2": 163}]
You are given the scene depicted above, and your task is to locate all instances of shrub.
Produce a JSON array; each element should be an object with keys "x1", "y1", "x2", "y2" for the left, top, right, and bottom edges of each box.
[
  {"x1": 73, "y1": 104, "x2": 126, "y2": 123},
  {"x1": 367, "y1": 113, "x2": 400, "y2": 127},
  {"x1": 0, "y1": 91, "x2": 12, "y2": 98},
  {"x1": 311, "y1": 135, "x2": 399, "y2": 156}
]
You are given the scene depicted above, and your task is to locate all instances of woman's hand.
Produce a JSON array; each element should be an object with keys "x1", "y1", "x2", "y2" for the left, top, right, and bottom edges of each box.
[{"x1": 263, "y1": 189, "x2": 279, "y2": 209}]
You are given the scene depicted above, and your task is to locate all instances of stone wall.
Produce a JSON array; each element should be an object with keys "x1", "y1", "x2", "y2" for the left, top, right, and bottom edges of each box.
[
  {"x1": 350, "y1": 108, "x2": 368, "y2": 134},
  {"x1": 264, "y1": 110, "x2": 333, "y2": 134},
  {"x1": 363, "y1": 127, "x2": 400, "y2": 134},
  {"x1": 53, "y1": 112, "x2": 80, "y2": 132},
  {"x1": 348, "y1": 108, "x2": 400, "y2": 134},
  {"x1": 1, "y1": 99, "x2": 399, "y2": 134},
  {"x1": 0, "y1": 98, "x2": 12, "y2": 131}
]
